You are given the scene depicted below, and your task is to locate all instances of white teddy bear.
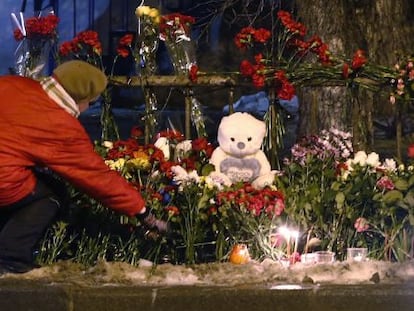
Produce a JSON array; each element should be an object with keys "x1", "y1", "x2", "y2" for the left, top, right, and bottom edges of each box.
[{"x1": 209, "y1": 112, "x2": 275, "y2": 189}]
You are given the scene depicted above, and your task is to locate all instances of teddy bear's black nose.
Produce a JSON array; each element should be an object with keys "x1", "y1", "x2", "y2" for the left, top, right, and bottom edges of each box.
[{"x1": 237, "y1": 142, "x2": 245, "y2": 149}]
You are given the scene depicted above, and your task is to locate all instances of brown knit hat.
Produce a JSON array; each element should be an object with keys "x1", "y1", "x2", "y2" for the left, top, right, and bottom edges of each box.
[{"x1": 53, "y1": 60, "x2": 108, "y2": 102}]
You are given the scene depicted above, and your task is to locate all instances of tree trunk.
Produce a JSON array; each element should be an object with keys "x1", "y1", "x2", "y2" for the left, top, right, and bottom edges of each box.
[{"x1": 295, "y1": 0, "x2": 414, "y2": 153}]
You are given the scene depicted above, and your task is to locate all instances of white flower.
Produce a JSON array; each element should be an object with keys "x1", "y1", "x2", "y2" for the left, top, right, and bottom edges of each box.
[
  {"x1": 171, "y1": 165, "x2": 200, "y2": 186},
  {"x1": 352, "y1": 151, "x2": 368, "y2": 166},
  {"x1": 154, "y1": 137, "x2": 170, "y2": 160},
  {"x1": 366, "y1": 152, "x2": 380, "y2": 167},
  {"x1": 381, "y1": 158, "x2": 397, "y2": 172},
  {"x1": 102, "y1": 140, "x2": 113, "y2": 149},
  {"x1": 341, "y1": 149, "x2": 351, "y2": 159},
  {"x1": 202, "y1": 175, "x2": 226, "y2": 190},
  {"x1": 174, "y1": 140, "x2": 192, "y2": 160}
]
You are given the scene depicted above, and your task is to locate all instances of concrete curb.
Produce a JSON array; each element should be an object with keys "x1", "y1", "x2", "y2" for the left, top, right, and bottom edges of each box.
[{"x1": 1, "y1": 279, "x2": 414, "y2": 311}]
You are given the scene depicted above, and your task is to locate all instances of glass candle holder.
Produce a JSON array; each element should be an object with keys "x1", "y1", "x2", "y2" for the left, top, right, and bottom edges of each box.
[
  {"x1": 301, "y1": 253, "x2": 317, "y2": 265},
  {"x1": 346, "y1": 248, "x2": 368, "y2": 262},
  {"x1": 314, "y1": 251, "x2": 335, "y2": 263}
]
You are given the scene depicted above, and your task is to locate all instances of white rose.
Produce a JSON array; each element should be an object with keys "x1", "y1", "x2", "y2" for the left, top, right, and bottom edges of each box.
[
  {"x1": 366, "y1": 152, "x2": 380, "y2": 167},
  {"x1": 352, "y1": 151, "x2": 367, "y2": 166}
]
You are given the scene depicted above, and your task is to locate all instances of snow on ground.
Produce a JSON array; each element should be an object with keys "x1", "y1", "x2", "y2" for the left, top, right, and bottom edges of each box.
[{"x1": 2, "y1": 259, "x2": 414, "y2": 287}]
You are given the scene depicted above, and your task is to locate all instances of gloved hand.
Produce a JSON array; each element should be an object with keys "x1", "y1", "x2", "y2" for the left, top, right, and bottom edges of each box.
[{"x1": 137, "y1": 208, "x2": 169, "y2": 234}]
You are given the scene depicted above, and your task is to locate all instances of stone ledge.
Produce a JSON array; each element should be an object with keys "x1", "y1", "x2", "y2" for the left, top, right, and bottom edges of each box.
[{"x1": 1, "y1": 279, "x2": 414, "y2": 311}]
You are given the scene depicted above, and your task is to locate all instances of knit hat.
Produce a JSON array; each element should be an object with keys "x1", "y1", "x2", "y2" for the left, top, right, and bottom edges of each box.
[{"x1": 52, "y1": 60, "x2": 108, "y2": 102}]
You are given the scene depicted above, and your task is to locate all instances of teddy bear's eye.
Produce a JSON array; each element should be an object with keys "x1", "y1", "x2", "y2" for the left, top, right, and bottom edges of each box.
[
  {"x1": 247, "y1": 137, "x2": 252, "y2": 141},
  {"x1": 230, "y1": 137, "x2": 235, "y2": 142}
]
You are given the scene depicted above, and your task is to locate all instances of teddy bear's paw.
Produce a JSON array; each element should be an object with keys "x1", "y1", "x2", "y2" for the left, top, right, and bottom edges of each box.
[{"x1": 251, "y1": 173, "x2": 276, "y2": 189}]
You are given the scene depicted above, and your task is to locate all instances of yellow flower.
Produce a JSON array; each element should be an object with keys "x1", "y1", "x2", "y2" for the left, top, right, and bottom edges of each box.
[
  {"x1": 135, "y1": 5, "x2": 150, "y2": 17},
  {"x1": 127, "y1": 151, "x2": 151, "y2": 170},
  {"x1": 105, "y1": 158, "x2": 126, "y2": 171},
  {"x1": 135, "y1": 5, "x2": 160, "y2": 23},
  {"x1": 149, "y1": 8, "x2": 160, "y2": 19}
]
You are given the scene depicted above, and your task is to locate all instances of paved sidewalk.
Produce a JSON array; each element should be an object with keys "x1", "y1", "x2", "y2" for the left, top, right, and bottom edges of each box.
[{"x1": 1, "y1": 278, "x2": 414, "y2": 311}]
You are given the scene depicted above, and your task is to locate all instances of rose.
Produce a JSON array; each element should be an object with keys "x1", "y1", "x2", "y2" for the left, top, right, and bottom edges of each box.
[
  {"x1": 366, "y1": 152, "x2": 380, "y2": 167},
  {"x1": 352, "y1": 151, "x2": 368, "y2": 166}
]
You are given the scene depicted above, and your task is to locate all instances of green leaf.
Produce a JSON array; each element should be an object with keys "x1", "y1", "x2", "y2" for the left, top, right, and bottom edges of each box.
[
  {"x1": 382, "y1": 190, "x2": 404, "y2": 204},
  {"x1": 335, "y1": 192, "x2": 345, "y2": 205},
  {"x1": 201, "y1": 163, "x2": 215, "y2": 176},
  {"x1": 403, "y1": 191, "x2": 414, "y2": 208},
  {"x1": 409, "y1": 213, "x2": 414, "y2": 226},
  {"x1": 394, "y1": 179, "x2": 409, "y2": 191}
]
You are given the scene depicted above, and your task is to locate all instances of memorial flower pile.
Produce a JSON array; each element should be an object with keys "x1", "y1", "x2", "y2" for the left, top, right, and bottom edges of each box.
[
  {"x1": 277, "y1": 128, "x2": 414, "y2": 261},
  {"x1": 36, "y1": 123, "x2": 414, "y2": 266},
  {"x1": 32, "y1": 8, "x2": 414, "y2": 267}
]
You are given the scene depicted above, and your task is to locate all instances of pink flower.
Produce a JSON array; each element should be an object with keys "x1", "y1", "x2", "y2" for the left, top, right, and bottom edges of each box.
[
  {"x1": 376, "y1": 176, "x2": 395, "y2": 191},
  {"x1": 354, "y1": 217, "x2": 369, "y2": 233}
]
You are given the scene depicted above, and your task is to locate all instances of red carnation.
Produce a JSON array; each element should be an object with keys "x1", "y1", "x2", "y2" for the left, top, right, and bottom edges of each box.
[
  {"x1": 240, "y1": 60, "x2": 254, "y2": 77},
  {"x1": 351, "y1": 49, "x2": 367, "y2": 70},
  {"x1": 189, "y1": 64, "x2": 198, "y2": 82}
]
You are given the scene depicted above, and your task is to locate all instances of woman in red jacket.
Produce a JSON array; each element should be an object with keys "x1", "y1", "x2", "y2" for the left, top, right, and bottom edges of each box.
[{"x1": 0, "y1": 60, "x2": 167, "y2": 275}]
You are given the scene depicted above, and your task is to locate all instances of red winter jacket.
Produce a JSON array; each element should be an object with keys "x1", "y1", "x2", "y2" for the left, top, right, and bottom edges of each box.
[{"x1": 0, "y1": 76, "x2": 145, "y2": 216}]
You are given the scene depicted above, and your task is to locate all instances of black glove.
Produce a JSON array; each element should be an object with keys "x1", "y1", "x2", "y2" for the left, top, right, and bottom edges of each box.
[{"x1": 137, "y1": 208, "x2": 169, "y2": 234}]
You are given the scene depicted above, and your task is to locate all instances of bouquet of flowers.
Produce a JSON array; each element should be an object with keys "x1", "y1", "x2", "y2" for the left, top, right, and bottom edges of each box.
[
  {"x1": 212, "y1": 182, "x2": 286, "y2": 261},
  {"x1": 12, "y1": 11, "x2": 59, "y2": 78},
  {"x1": 159, "y1": 12, "x2": 197, "y2": 76},
  {"x1": 134, "y1": 4, "x2": 160, "y2": 76}
]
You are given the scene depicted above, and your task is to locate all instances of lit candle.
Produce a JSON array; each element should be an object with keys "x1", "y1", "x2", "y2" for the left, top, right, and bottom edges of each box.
[
  {"x1": 292, "y1": 230, "x2": 299, "y2": 255},
  {"x1": 278, "y1": 226, "x2": 292, "y2": 257}
]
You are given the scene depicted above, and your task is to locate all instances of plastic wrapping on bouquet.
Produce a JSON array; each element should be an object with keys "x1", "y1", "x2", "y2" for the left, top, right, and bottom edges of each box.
[
  {"x1": 134, "y1": 19, "x2": 159, "y2": 76},
  {"x1": 165, "y1": 38, "x2": 197, "y2": 75},
  {"x1": 14, "y1": 38, "x2": 51, "y2": 78}
]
